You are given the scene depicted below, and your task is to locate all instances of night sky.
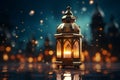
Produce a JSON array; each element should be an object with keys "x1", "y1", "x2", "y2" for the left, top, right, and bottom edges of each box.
[{"x1": 0, "y1": 0, "x2": 120, "y2": 49}]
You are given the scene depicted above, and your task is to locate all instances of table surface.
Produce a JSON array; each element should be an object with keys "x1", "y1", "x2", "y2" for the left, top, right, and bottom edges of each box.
[{"x1": 0, "y1": 62, "x2": 120, "y2": 80}]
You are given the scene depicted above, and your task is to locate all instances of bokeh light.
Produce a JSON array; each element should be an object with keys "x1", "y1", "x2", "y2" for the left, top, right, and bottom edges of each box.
[
  {"x1": 89, "y1": 0, "x2": 94, "y2": 5},
  {"x1": 29, "y1": 10, "x2": 35, "y2": 16},
  {"x1": 5, "y1": 46, "x2": 11, "y2": 52},
  {"x1": 28, "y1": 57, "x2": 34, "y2": 63},
  {"x1": 3, "y1": 53, "x2": 9, "y2": 61}
]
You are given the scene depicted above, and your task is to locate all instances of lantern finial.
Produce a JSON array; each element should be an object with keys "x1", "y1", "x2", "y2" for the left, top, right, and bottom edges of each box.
[{"x1": 64, "y1": 6, "x2": 73, "y2": 15}]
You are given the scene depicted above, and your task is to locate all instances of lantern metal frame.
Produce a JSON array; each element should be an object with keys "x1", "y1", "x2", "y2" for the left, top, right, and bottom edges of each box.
[{"x1": 54, "y1": 6, "x2": 83, "y2": 68}]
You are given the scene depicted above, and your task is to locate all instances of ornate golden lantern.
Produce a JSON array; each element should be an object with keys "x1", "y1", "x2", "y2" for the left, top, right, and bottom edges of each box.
[{"x1": 54, "y1": 6, "x2": 83, "y2": 68}]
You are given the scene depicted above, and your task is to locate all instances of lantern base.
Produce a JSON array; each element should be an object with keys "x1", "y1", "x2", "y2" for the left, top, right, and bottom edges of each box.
[{"x1": 55, "y1": 58, "x2": 82, "y2": 69}]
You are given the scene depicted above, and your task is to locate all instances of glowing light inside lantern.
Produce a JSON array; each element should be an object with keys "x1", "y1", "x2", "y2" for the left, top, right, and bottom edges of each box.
[
  {"x1": 64, "y1": 41, "x2": 71, "y2": 58},
  {"x1": 57, "y1": 41, "x2": 61, "y2": 58},
  {"x1": 64, "y1": 51, "x2": 71, "y2": 58}
]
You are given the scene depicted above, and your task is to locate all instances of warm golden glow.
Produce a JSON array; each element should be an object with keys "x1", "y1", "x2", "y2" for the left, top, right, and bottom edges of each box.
[
  {"x1": 105, "y1": 57, "x2": 111, "y2": 63},
  {"x1": 84, "y1": 50, "x2": 90, "y2": 62},
  {"x1": 84, "y1": 50, "x2": 89, "y2": 57},
  {"x1": 64, "y1": 41, "x2": 71, "y2": 58},
  {"x1": 49, "y1": 50, "x2": 54, "y2": 55},
  {"x1": 5, "y1": 46, "x2": 11, "y2": 52},
  {"x1": 93, "y1": 64, "x2": 101, "y2": 72},
  {"x1": 37, "y1": 54, "x2": 43, "y2": 62},
  {"x1": 3, "y1": 53, "x2": 9, "y2": 61},
  {"x1": 102, "y1": 49, "x2": 107, "y2": 55},
  {"x1": 73, "y1": 41, "x2": 79, "y2": 58},
  {"x1": 64, "y1": 73, "x2": 71, "y2": 77},
  {"x1": 81, "y1": 52, "x2": 85, "y2": 62},
  {"x1": 64, "y1": 51, "x2": 71, "y2": 58},
  {"x1": 48, "y1": 71, "x2": 53, "y2": 75},
  {"x1": 52, "y1": 56, "x2": 56, "y2": 63},
  {"x1": 57, "y1": 41, "x2": 61, "y2": 58},
  {"x1": 80, "y1": 63, "x2": 85, "y2": 70},
  {"x1": 93, "y1": 52, "x2": 101, "y2": 62},
  {"x1": 28, "y1": 64, "x2": 33, "y2": 70},
  {"x1": 51, "y1": 63, "x2": 56, "y2": 69},
  {"x1": 63, "y1": 72, "x2": 72, "y2": 80},
  {"x1": 28, "y1": 57, "x2": 34, "y2": 63}
]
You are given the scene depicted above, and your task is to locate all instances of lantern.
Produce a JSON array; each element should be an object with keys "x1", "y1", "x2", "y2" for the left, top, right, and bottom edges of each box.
[{"x1": 54, "y1": 6, "x2": 83, "y2": 68}]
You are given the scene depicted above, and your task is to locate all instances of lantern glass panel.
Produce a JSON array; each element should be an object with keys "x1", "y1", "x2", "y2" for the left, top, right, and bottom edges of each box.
[
  {"x1": 57, "y1": 41, "x2": 61, "y2": 58},
  {"x1": 73, "y1": 41, "x2": 79, "y2": 58},
  {"x1": 63, "y1": 40, "x2": 71, "y2": 58}
]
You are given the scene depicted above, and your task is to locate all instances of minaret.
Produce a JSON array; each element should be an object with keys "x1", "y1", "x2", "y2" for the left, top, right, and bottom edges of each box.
[
  {"x1": 107, "y1": 15, "x2": 120, "y2": 57},
  {"x1": 107, "y1": 15, "x2": 119, "y2": 39},
  {"x1": 44, "y1": 37, "x2": 54, "y2": 62},
  {"x1": 90, "y1": 4, "x2": 106, "y2": 51},
  {"x1": 25, "y1": 36, "x2": 38, "y2": 57}
]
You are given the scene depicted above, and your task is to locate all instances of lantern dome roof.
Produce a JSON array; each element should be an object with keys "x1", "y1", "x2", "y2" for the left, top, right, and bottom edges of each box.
[{"x1": 57, "y1": 6, "x2": 80, "y2": 34}]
